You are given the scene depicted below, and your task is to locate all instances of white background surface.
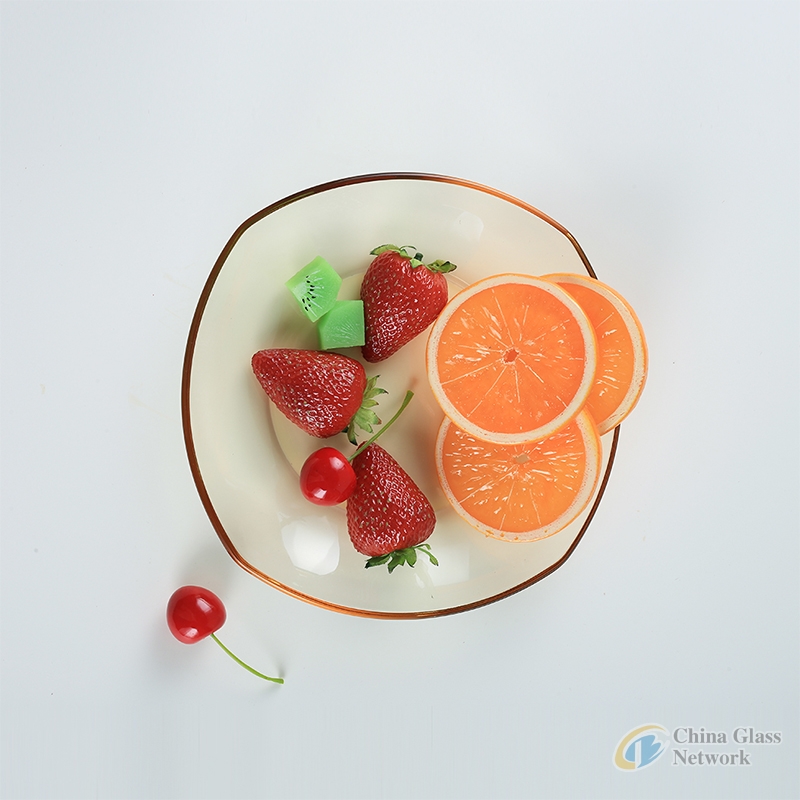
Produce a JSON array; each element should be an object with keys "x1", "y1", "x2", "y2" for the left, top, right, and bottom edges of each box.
[{"x1": 1, "y1": 2, "x2": 797, "y2": 799}]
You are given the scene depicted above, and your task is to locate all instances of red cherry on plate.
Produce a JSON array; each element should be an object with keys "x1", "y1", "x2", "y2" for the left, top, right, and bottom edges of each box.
[
  {"x1": 167, "y1": 585, "x2": 226, "y2": 643},
  {"x1": 300, "y1": 446, "x2": 357, "y2": 505},
  {"x1": 166, "y1": 586, "x2": 283, "y2": 684}
]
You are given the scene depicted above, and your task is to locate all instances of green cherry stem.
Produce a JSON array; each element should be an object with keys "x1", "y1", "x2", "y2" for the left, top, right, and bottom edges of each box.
[
  {"x1": 210, "y1": 632, "x2": 284, "y2": 684},
  {"x1": 349, "y1": 390, "x2": 414, "y2": 462}
]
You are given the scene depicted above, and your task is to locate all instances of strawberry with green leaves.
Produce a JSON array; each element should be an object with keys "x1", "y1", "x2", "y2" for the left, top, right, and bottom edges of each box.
[
  {"x1": 347, "y1": 443, "x2": 438, "y2": 573},
  {"x1": 251, "y1": 348, "x2": 385, "y2": 443},
  {"x1": 361, "y1": 244, "x2": 456, "y2": 363}
]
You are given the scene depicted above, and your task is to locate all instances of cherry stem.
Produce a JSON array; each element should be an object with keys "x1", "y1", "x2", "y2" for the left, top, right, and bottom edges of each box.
[
  {"x1": 210, "y1": 632, "x2": 284, "y2": 684},
  {"x1": 349, "y1": 390, "x2": 414, "y2": 461}
]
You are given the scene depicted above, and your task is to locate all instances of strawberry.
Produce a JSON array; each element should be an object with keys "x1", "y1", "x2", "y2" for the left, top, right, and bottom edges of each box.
[
  {"x1": 346, "y1": 443, "x2": 438, "y2": 573},
  {"x1": 251, "y1": 348, "x2": 385, "y2": 442},
  {"x1": 360, "y1": 244, "x2": 456, "y2": 362}
]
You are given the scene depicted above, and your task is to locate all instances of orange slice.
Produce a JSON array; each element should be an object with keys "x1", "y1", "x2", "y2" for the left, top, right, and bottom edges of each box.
[
  {"x1": 426, "y1": 274, "x2": 597, "y2": 444},
  {"x1": 544, "y1": 273, "x2": 647, "y2": 435},
  {"x1": 435, "y1": 410, "x2": 601, "y2": 541}
]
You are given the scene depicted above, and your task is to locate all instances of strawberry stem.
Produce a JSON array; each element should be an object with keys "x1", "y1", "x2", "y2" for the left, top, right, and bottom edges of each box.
[
  {"x1": 349, "y1": 390, "x2": 414, "y2": 461},
  {"x1": 210, "y1": 633, "x2": 284, "y2": 684}
]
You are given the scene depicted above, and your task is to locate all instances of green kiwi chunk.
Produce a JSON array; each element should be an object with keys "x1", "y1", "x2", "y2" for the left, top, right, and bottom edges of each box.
[
  {"x1": 285, "y1": 256, "x2": 342, "y2": 322},
  {"x1": 317, "y1": 300, "x2": 365, "y2": 350}
]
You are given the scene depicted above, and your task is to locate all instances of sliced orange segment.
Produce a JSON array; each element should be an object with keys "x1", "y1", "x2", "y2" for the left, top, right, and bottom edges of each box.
[
  {"x1": 435, "y1": 410, "x2": 601, "y2": 541},
  {"x1": 426, "y1": 274, "x2": 597, "y2": 444},
  {"x1": 544, "y1": 273, "x2": 647, "y2": 435}
]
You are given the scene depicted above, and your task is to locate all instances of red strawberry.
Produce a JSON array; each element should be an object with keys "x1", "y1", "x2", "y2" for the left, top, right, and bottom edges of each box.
[
  {"x1": 360, "y1": 245, "x2": 456, "y2": 363},
  {"x1": 346, "y1": 443, "x2": 438, "y2": 573},
  {"x1": 251, "y1": 348, "x2": 385, "y2": 442}
]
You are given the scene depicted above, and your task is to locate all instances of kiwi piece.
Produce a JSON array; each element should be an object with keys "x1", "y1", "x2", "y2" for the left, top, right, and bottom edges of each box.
[
  {"x1": 317, "y1": 300, "x2": 365, "y2": 350},
  {"x1": 285, "y1": 256, "x2": 342, "y2": 322}
]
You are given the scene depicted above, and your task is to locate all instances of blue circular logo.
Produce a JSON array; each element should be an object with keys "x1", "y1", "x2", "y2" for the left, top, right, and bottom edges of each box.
[{"x1": 614, "y1": 725, "x2": 669, "y2": 771}]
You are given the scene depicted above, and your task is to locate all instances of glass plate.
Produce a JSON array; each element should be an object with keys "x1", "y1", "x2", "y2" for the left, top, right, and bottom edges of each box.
[{"x1": 182, "y1": 173, "x2": 619, "y2": 618}]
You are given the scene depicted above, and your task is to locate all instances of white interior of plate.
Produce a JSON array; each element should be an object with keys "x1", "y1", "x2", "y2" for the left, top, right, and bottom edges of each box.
[{"x1": 184, "y1": 175, "x2": 617, "y2": 617}]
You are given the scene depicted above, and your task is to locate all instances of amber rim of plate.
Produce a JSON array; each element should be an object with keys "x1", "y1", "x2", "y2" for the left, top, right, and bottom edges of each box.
[{"x1": 180, "y1": 171, "x2": 618, "y2": 619}]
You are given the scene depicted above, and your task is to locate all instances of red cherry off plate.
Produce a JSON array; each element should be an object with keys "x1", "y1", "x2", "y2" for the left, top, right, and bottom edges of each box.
[{"x1": 182, "y1": 173, "x2": 618, "y2": 618}]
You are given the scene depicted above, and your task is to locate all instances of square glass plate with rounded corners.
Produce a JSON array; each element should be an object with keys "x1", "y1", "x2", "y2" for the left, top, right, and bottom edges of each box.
[{"x1": 182, "y1": 173, "x2": 619, "y2": 619}]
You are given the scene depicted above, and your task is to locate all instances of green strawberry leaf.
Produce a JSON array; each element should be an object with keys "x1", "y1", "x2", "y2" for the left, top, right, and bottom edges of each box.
[
  {"x1": 387, "y1": 552, "x2": 406, "y2": 574},
  {"x1": 417, "y1": 543, "x2": 439, "y2": 566},
  {"x1": 364, "y1": 543, "x2": 439, "y2": 573},
  {"x1": 426, "y1": 259, "x2": 457, "y2": 274},
  {"x1": 365, "y1": 553, "x2": 393, "y2": 568},
  {"x1": 346, "y1": 375, "x2": 388, "y2": 444},
  {"x1": 370, "y1": 244, "x2": 423, "y2": 264},
  {"x1": 352, "y1": 408, "x2": 380, "y2": 432},
  {"x1": 368, "y1": 244, "x2": 456, "y2": 274},
  {"x1": 370, "y1": 244, "x2": 405, "y2": 256}
]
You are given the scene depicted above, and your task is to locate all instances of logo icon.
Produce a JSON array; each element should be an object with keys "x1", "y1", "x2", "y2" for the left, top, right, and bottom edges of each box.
[{"x1": 614, "y1": 724, "x2": 669, "y2": 771}]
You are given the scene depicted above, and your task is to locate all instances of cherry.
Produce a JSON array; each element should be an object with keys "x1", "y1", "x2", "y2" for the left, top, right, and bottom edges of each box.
[
  {"x1": 300, "y1": 447, "x2": 357, "y2": 505},
  {"x1": 167, "y1": 585, "x2": 226, "y2": 643},
  {"x1": 166, "y1": 586, "x2": 283, "y2": 683},
  {"x1": 299, "y1": 390, "x2": 415, "y2": 506}
]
